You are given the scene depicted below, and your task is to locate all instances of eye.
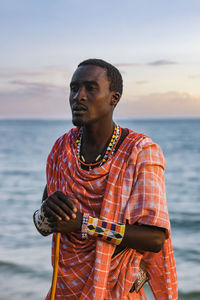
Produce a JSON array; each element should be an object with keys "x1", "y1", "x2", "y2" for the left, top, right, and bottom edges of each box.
[
  {"x1": 70, "y1": 84, "x2": 79, "y2": 92},
  {"x1": 86, "y1": 84, "x2": 96, "y2": 92}
]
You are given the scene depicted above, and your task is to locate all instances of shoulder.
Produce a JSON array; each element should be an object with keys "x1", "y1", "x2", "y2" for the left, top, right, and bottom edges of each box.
[
  {"x1": 47, "y1": 127, "x2": 78, "y2": 161},
  {"x1": 126, "y1": 129, "x2": 166, "y2": 169}
]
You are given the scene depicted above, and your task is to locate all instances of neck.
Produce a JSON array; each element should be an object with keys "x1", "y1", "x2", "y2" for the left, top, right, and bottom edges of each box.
[
  {"x1": 79, "y1": 120, "x2": 115, "y2": 163},
  {"x1": 82, "y1": 120, "x2": 115, "y2": 147}
]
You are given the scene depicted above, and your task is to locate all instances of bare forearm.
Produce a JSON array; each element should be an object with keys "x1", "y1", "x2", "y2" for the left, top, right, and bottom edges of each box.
[{"x1": 121, "y1": 223, "x2": 166, "y2": 253}]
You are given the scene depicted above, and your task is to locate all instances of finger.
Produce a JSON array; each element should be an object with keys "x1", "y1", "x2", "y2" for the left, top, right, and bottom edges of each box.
[
  {"x1": 49, "y1": 195, "x2": 77, "y2": 220},
  {"x1": 47, "y1": 198, "x2": 74, "y2": 220},
  {"x1": 59, "y1": 194, "x2": 78, "y2": 212},
  {"x1": 63, "y1": 197, "x2": 78, "y2": 213},
  {"x1": 53, "y1": 191, "x2": 78, "y2": 212},
  {"x1": 56, "y1": 198, "x2": 77, "y2": 219},
  {"x1": 48, "y1": 216, "x2": 58, "y2": 222},
  {"x1": 45, "y1": 206, "x2": 62, "y2": 221}
]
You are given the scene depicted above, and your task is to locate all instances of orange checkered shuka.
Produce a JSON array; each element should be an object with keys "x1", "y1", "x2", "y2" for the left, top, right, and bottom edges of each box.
[{"x1": 45, "y1": 127, "x2": 178, "y2": 300}]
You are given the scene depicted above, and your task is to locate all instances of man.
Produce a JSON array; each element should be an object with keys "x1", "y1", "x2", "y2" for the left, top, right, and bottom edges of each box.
[{"x1": 33, "y1": 59, "x2": 178, "y2": 299}]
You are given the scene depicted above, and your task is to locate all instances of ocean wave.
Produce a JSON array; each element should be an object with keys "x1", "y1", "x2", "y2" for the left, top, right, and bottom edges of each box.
[
  {"x1": 179, "y1": 290, "x2": 200, "y2": 300},
  {"x1": 171, "y1": 219, "x2": 200, "y2": 231},
  {"x1": 174, "y1": 248, "x2": 200, "y2": 264},
  {"x1": 0, "y1": 260, "x2": 50, "y2": 279},
  {"x1": 170, "y1": 213, "x2": 200, "y2": 230}
]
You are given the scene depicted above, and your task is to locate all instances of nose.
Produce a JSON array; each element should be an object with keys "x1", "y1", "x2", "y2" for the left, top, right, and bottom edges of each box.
[{"x1": 73, "y1": 87, "x2": 86, "y2": 102}]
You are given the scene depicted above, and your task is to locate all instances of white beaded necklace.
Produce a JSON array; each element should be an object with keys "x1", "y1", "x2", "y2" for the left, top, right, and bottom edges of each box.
[{"x1": 75, "y1": 124, "x2": 121, "y2": 169}]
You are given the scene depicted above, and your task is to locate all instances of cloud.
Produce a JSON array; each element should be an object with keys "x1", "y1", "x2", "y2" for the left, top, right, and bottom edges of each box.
[
  {"x1": 9, "y1": 80, "x2": 68, "y2": 96},
  {"x1": 115, "y1": 63, "x2": 140, "y2": 67},
  {"x1": 115, "y1": 91, "x2": 200, "y2": 117},
  {"x1": 0, "y1": 70, "x2": 52, "y2": 79},
  {"x1": 0, "y1": 66, "x2": 71, "y2": 82},
  {"x1": 0, "y1": 80, "x2": 70, "y2": 118},
  {"x1": 188, "y1": 74, "x2": 200, "y2": 79},
  {"x1": 147, "y1": 60, "x2": 178, "y2": 66},
  {"x1": 135, "y1": 80, "x2": 149, "y2": 85},
  {"x1": 113, "y1": 60, "x2": 178, "y2": 69},
  {"x1": 0, "y1": 65, "x2": 74, "y2": 118},
  {"x1": 1, "y1": 78, "x2": 199, "y2": 118}
]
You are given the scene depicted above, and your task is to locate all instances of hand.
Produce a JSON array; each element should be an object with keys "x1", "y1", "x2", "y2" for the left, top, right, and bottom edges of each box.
[
  {"x1": 41, "y1": 190, "x2": 83, "y2": 234},
  {"x1": 42, "y1": 190, "x2": 78, "y2": 221},
  {"x1": 49, "y1": 210, "x2": 83, "y2": 234}
]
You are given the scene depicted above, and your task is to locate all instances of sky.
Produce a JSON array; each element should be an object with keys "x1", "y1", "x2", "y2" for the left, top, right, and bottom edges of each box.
[{"x1": 1, "y1": 0, "x2": 200, "y2": 118}]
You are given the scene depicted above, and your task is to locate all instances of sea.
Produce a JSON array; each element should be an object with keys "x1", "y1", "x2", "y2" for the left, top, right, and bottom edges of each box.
[{"x1": 0, "y1": 118, "x2": 199, "y2": 300}]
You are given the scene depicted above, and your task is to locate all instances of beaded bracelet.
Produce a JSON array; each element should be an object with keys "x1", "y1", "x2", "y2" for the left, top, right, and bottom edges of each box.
[{"x1": 82, "y1": 213, "x2": 126, "y2": 245}]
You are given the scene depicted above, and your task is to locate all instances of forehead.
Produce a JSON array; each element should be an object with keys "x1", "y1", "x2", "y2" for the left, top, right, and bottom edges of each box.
[{"x1": 71, "y1": 65, "x2": 109, "y2": 84}]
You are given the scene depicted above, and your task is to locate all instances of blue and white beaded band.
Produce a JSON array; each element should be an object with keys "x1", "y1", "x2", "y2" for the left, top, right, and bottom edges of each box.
[{"x1": 81, "y1": 213, "x2": 89, "y2": 239}]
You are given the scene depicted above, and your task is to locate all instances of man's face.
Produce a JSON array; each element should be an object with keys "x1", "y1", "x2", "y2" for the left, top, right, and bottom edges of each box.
[{"x1": 69, "y1": 65, "x2": 116, "y2": 126}]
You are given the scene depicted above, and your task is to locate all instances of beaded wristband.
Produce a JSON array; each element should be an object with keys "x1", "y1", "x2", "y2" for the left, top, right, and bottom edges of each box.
[
  {"x1": 81, "y1": 213, "x2": 89, "y2": 239},
  {"x1": 85, "y1": 215, "x2": 126, "y2": 245}
]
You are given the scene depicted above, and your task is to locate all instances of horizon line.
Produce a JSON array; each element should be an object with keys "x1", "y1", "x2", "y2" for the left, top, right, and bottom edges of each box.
[{"x1": 0, "y1": 116, "x2": 199, "y2": 121}]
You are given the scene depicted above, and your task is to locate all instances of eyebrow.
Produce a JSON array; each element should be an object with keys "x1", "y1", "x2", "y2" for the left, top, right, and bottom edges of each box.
[{"x1": 70, "y1": 80, "x2": 99, "y2": 87}]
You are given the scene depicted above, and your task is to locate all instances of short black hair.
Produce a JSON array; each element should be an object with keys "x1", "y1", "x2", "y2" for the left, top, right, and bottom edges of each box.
[{"x1": 78, "y1": 58, "x2": 123, "y2": 96}]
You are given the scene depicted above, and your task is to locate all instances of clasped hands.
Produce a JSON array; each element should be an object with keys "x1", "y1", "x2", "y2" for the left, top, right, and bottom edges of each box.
[{"x1": 41, "y1": 191, "x2": 83, "y2": 234}]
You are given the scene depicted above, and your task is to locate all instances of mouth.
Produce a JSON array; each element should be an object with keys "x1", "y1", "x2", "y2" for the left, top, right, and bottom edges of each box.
[{"x1": 72, "y1": 105, "x2": 87, "y2": 114}]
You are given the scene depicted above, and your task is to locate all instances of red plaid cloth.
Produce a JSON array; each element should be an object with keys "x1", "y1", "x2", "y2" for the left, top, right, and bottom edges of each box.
[{"x1": 45, "y1": 127, "x2": 178, "y2": 300}]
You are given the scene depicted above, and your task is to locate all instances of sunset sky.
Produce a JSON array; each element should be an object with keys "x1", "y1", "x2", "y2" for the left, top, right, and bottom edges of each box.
[{"x1": 1, "y1": 0, "x2": 200, "y2": 118}]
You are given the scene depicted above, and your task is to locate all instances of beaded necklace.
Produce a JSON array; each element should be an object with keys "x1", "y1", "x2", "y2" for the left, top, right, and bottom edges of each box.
[{"x1": 75, "y1": 124, "x2": 121, "y2": 170}]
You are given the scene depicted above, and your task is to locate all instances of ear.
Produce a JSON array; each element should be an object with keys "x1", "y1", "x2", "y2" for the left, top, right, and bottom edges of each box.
[{"x1": 111, "y1": 92, "x2": 121, "y2": 107}]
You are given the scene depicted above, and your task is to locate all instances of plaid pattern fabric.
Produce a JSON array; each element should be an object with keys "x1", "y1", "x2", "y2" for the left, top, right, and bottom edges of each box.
[
  {"x1": 86, "y1": 215, "x2": 125, "y2": 245},
  {"x1": 45, "y1": 127, "x2": 178, "y2": 300}
]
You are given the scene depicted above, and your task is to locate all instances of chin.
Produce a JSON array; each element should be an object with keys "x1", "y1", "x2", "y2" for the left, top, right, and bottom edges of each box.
[{"x1": 72, "y1": 117, "x2": 84, "y2": 127}]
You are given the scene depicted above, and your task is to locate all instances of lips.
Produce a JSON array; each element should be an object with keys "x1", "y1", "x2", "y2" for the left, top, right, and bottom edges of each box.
[{"x1": 72, "y1": 105, "x2": 87, "y2": 112}]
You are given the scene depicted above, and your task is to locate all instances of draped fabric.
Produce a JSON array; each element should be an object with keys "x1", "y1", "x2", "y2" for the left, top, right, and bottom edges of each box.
[{"x1": 45, "y1": 127, "x2": 178, "y2": 299}]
